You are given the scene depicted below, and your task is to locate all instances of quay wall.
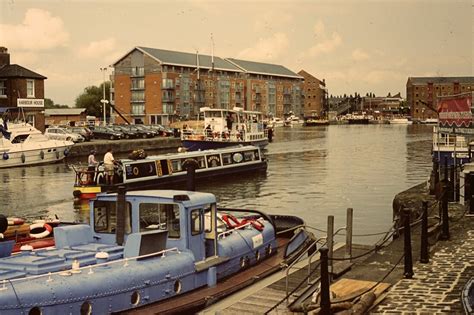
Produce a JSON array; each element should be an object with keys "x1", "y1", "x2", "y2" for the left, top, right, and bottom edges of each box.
[{"x1": 67, "y1": 137, "x2": 182, "y2": 158}]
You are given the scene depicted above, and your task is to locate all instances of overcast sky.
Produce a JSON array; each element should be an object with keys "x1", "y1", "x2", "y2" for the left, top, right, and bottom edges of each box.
[{"x1": 0, "y1": 0, "x2": 472, "y2": 106}]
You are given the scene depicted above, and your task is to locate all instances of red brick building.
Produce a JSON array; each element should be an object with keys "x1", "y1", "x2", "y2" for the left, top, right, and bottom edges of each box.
[
  {"x1": 298, "y1": 70, "x2": 327, "y2": 117},
  {"x1": 407, "y1": 77, "x2": 474, "y2": 121},
  {"x1": 0, "y1": 47, "x2": 47, "y2": 131},
  {"x1": 111, "y1": 47, "x2": 303, "y2": 125}
]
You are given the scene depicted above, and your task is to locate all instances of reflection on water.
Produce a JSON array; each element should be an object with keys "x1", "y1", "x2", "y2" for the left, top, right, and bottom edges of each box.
[{"x1": 0, "y1": 124, "x2": 433, "y2": 244}]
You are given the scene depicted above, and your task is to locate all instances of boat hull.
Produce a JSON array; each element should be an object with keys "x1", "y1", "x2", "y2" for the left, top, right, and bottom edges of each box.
[
  {"x1": 182, "y1": 139, "x2": 269, "y2": 151},
  {"x1": 0, "y1": 145, "x2": 72, "y2": 168}
]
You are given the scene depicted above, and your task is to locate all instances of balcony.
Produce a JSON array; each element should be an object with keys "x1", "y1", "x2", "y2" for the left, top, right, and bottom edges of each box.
[
  {"x1": 131, "y1": 105, "x2": 145, "y2": 116},
  {"x1": 162, "y1": 95, "x2": 175, "y2": 103},
  {"x1": 162, "y1": 83, "x2": 175, "y2": 90},
  {"x1": 283, "y1": 96, "x2": 292, "y2": 105}
]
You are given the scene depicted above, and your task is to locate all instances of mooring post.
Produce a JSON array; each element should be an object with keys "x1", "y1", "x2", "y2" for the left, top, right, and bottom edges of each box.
[
  {"x1": 403, "y1": 208, "x2": 413, "y2": 279},
  {"x1": 319, "y1": 247, "x2": 332, "y2": 315},
  {"x1": 327, "y1": 215, "x2": 334, "y2": 277},
  {"x1": 345, "y1": 208, "x2": 353, "y2": 261},
  {"x1": 439, "y1": 180, "x2": 450, "y2": 240},
  {"x1": 420, "y1": 201, "x2": 429, "y2": 263},
  {"x1": 116, "y1": 185, "x2": 126, "y2": 246},
  {"x1": 183, "y1": 159, "x2": 198, "y2": 191}
]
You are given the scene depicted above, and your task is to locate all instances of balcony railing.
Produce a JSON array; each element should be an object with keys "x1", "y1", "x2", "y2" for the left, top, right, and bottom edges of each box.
[{"x1": 162, "y1": 95, "x2": 175, "y2": 102}]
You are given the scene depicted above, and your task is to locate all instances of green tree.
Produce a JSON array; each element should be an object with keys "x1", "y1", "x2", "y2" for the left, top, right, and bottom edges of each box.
[
  {"x1": 44, "y1": 98, "x2": 70, "y2": 108},
  {"x1": 75, "y1": 83, "x2": 110, "y2": 118}
]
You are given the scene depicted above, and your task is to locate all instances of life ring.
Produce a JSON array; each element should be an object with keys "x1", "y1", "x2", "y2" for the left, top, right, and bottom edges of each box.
[
  {"x1": 2, "y1": 152, "x2": 8, "y2": 160},
  {"x1": 7, "y1": 217, "x2": 25, "y2": 226},
  {"x1": 29, "y1": 222, "x2": 53, "y2": 239},
  {"x1": 240, "y1": 218, "x2": 265, "y2": 231},
  {"x1": 40, "y1": 150, "x2": 45, "y2": 160},
  {"x1": 221, "y1": 214, "x2": 241, "y2": 229},
  {"x1": 21, "y1": 153, "x2": 26, "y2": 163}
]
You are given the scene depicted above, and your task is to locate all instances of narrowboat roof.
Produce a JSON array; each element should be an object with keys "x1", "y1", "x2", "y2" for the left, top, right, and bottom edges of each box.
[{"x1": 96, "y1": 189, "x2": 216, "y2": 206}]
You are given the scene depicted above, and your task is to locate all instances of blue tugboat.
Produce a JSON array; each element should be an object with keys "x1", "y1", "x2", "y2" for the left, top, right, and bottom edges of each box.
[{"x1": 0, "y1": 188, "x2": 313, "y2": 314}]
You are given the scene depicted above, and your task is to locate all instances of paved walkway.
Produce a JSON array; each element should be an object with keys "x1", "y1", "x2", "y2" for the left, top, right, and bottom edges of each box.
[{"x1": 372, "y1": 213, "x2": 473, "y2": 314}]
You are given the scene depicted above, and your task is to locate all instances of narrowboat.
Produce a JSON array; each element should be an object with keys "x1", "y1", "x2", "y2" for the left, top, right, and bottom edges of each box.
[
  {"x1": 181, "y1": 107, "x2": 269, "y2": 151},
  {"x1": 0, "y1": 188, "x2": 315, "y2": 314},
  {"x1": 73, "y1": 145, "x2": 267, "y2": 199}
]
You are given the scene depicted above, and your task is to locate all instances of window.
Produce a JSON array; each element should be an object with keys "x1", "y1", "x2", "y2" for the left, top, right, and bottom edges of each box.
[
  {"x1": 138, "y1": 203, "x2": 180, "y2": 237},
  {"x1": 131, "y1": 67, "x2": 144, "y2": 77},
  {"x1": 93, "y1": 200, "x2": 132, "y2": 234},
  {"x1": 0, "y1": 80, "x2": 6, "y2": 97},
  {"x1": 131, "y1": 78, "x2": 144, "y2": 90},
  {"x1": 27, "y1": 80, "x2": 35, "y2": 97},
  {"x1": 191, "y1": 209, "x2": 203, "y2": 236},
  {"x1": 131, "y1": 91, "x2": 145, "y2": 102}
]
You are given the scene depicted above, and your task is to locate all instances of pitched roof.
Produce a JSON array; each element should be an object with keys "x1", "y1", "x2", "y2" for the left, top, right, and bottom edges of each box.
[
  {"x1": 134, "y1": 47, "x2": 242, "y2": 72},
  {"x1": 227, "y1": 58, "x2": 302, "y2": 79},
  {"x1": 0, "y1": 64, "x2": 46, "y2": 79},
  {"x1": 44, "y1": 108, "x2": 86, "y2": 116},
  {"x1": 408, "y1": 76, "x2": 474, "y2": 85}
]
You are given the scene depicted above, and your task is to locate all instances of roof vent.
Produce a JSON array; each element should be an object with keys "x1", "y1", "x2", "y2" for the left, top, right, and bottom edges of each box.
[{"x1": 173, "y1": 194, "x2": 190, "y2": 202}]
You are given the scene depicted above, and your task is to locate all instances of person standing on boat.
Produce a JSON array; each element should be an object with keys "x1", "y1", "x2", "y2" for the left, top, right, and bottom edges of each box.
[
  {"x1": 87, "y1": 150, "x2": 98, "y2": 184},
  {"x1": 103, "y1": 148, "x2": 116, "y2": 185}
]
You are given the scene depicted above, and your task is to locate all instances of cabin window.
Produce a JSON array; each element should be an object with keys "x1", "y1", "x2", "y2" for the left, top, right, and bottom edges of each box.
[
  {"x1": 190, "y1": 209, "x2": 203, "y2": 235},
  {"x1": 139, "y1": 203, "x2": 180, "y2": 238},
  {"x1": 93, "y1": 201, "x2": 132, "y2": 234},
  {"x1": 222, "y1": 153, "x2": 233, "y2": 165},
  {"x1": 243, "y1": 151, "x2": 255, "y2": 162},
  {"x1": 181, "y1": 157, "x2": 205, "y2": 169},
  {"x1": 171, "y1": 159, "x2": 183, "y2": 172}
]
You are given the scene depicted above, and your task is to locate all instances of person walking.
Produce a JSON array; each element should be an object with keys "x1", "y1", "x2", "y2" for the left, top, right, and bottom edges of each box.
[
  {"x1": 87, "y1": 150, "x2": 98, "y2": 183},
  {"x1": 103, "y1": 148, "x2": 116, "y2": 185}
]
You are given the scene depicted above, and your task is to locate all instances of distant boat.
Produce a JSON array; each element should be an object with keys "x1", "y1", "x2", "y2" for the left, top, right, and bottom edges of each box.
[
  {"x1": 346, "y1": 114, "x2": 371, "y2": 125},
  {"x1": 284, "y1": 114, "x2": 303, "y2": 127},
  {"x1": 389, "y1": 118, "x2": 413, "y2": 125},
  {"x1": 420, "y1": 118, "x2": 439, "y2": 125},
  {"x1": 303, "y1": 116, "x2": 329, "y2": 126},
  {"x1": 0, "y1": 121, "x2": 74, "y2": 168},
  {"x1": 268, "y1": 117, "x2": 284, "y2": 128}
]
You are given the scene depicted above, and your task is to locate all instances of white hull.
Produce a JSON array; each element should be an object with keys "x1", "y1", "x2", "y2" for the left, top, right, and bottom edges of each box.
[
  {"x1": 0, "y1": 145, "x2": 71, "y2": 168},
  {"x1": 389, "y1": 118, "x2": 413, "y2": 125}
]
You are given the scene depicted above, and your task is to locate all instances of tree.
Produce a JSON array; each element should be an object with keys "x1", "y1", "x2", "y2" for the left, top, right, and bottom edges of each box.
[
  {"x1": 44, "y1": 98, "x2": 69, "y2": 109},
  {"x1": 75, "y1": 83, "x2": 110, "y2": 117}
]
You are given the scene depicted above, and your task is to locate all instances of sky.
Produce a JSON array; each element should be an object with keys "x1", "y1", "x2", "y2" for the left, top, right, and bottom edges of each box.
[{"x1": 0, "y1": 0, "x2": 472, "y2": 106}]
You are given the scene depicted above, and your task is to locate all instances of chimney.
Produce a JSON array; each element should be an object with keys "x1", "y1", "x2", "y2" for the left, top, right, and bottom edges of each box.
[{"x1": 0, "y1": 47, "x2": 10, "y2": 67}]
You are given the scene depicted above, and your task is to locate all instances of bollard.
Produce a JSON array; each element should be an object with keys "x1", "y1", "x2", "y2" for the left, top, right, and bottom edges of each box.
[
  {"x1": 403, "y1": 208, "x2": 413, "y2": 279},
  {"x1": 116, "y1": 185, "x2": 126, "y2": 246},
  {"x1": 327, "y1": 215, "x2": 334, "y2": 277},
  {"x1": 345, "y1": 208, "x2": 353, "y2": 261},
  {"x1": 439, "y1": 180, "x2": 450, "y2": 240},
  {"x1": 183, "y1": 159, "x2": 199, "y2": 191},
  {"x1": 420, "y1": 201, "x2": 429, "y2": 263},
  {"x1": 319, "y1": 247, "x2": 332, "y2": 315}
]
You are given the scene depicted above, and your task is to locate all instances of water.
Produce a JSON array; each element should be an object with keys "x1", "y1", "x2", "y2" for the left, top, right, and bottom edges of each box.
[{"x1": 0, "y1": 124, "x2": 433, "y2": 245}]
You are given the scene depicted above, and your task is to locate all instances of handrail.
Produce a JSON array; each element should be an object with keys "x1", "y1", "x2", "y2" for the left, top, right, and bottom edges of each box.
[{"x1": 217, "y1": 222, "x2": 252, "y2": 239}]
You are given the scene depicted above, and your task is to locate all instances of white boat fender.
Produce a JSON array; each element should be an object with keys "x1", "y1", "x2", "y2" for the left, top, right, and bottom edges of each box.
[
  {"x1": 29, "y1": 222, "x2": 53, "y2": 239},
  {"x1": 55, "y1": 151, "x2": 60, "y2": 159},
  {"x1": 7, "y1": 217, "x2": 25, "y2": 225},
  {"x1": 20, "y1": 244, "x2": 34, "y2": 251},
  {"x1": 2, "y1": 152, "x2": 8, "y2": 160},
  {"x1": 21, "y1": 153, "x2": 25, "y2": 163},
  {"x1": 40, "y1": 150, "x2": 45, "y2": 160}
]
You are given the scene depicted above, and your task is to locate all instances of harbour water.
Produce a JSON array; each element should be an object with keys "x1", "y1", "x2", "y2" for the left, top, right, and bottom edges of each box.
[{"x1": 0, "y1": 124, "x2": 433, "y2": 245}]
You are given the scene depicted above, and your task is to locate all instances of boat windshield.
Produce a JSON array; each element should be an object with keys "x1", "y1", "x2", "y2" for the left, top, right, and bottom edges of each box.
[
  {"x1": 93, "y1": 200, "x2": 132, "y2": 234},
  {"x1": 139, "y1": 203, "x2": 181, "y2": 238}
]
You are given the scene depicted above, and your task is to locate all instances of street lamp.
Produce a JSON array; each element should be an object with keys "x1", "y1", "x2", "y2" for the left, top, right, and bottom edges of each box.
[{"x1": 100, "y1": 67, "x2": 108, "y2": 125}]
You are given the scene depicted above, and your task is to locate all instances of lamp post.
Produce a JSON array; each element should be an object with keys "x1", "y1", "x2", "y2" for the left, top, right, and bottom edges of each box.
[{"x1": 100, "y1": 67, "x2": 108, "y2": 125}]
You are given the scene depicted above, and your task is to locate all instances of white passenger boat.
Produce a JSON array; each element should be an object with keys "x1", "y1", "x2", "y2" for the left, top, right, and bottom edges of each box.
[
  {"x1": 73, "y1": 145, "x2": 267, "y2": 199},
  {"x1": 0, "y1": 121, "x2": 74, "y2": 168},
  {"x1": 389, "y1": 117, "x2": 413, "y2": 125},
  {"x1": 181, "y1": 107, "x2": 269, "y2": 151}
]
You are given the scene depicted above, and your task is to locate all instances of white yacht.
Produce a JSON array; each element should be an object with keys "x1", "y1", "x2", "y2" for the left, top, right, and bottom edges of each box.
[{"x1": 0, "y1": 121, "x2": 74, "y2": 168}]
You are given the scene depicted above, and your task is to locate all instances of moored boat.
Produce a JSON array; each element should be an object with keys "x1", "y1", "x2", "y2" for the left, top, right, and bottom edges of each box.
[
  {"x1": 73, "y1": 145, "x2": 267, "y2": 199},
  {"x1": 0, "y1": 121, "x2": 73, "y2": 168},
  {"x1": 389, "y1": 117, "x2": 413, "y2": 124},
  {"x1": 303, "y1": 116, "x2": 329, "y2": 126},
  {"x1": 0, "y1": 188, "x2": 315, "y2": 315},
  {"x1": 181, "y1": 107, "x2": 269, "y2": 151}
]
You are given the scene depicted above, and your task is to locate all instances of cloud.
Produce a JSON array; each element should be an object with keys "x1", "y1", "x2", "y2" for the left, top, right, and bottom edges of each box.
[
  {"x1": 237, "y1": 33, "x2": 289, "y2": 61},
  {"x1": 351, "y1": 49, "x2": 370, "y2": 61},
  {"x1": 78, "y1": 38, "x2": 117, "y2": 59},
  {"x1": 0, "y1": 8, "x2": 69, "y2": 50},
  {"x1": 305, "y1": 20, "x2": 342, "y2": 57}
]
